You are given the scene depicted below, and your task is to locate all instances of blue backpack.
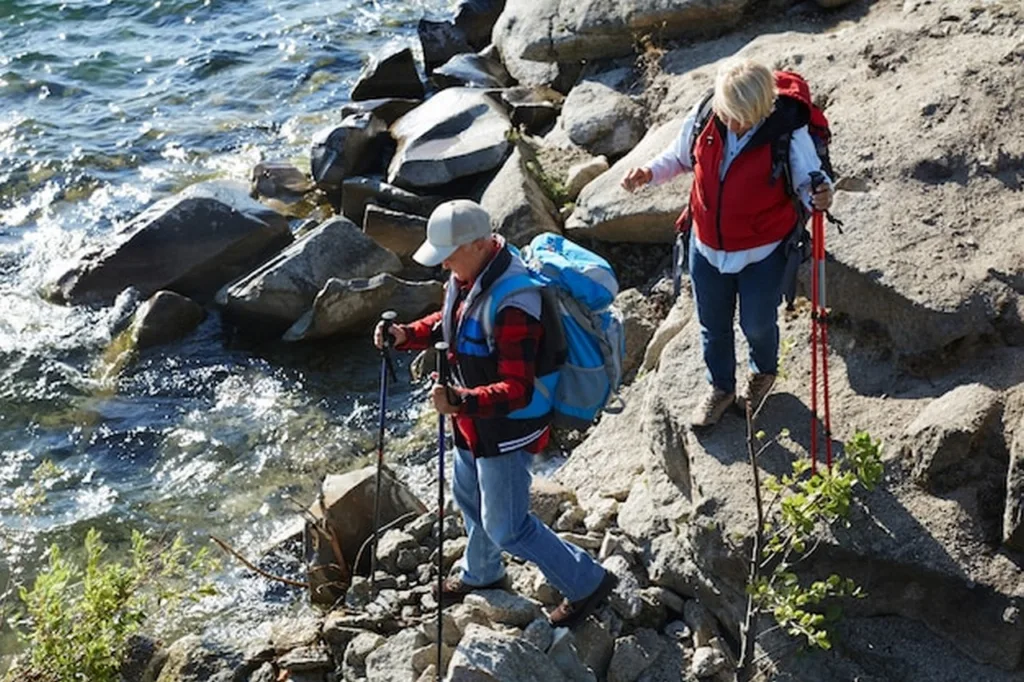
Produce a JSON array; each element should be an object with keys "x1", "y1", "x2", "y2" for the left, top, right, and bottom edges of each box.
[{"x1": 491, "y1": 233, "x2": 625, "y2": 430}]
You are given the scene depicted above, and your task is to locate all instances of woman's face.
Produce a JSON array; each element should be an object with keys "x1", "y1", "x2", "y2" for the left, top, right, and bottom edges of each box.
[{"x1": 723, "y1": 115, "x2": 753, "y2": 137}]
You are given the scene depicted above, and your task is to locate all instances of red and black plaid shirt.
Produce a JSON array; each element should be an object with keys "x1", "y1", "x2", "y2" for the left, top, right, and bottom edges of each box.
[{"x1": 397, "y1": 250, "x2": 549, "y2": 455}]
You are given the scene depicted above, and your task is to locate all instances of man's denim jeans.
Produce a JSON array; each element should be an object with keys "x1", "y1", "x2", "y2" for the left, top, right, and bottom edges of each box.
[
  {"x1": 451, "y1": 446, "x2": 605, "y2": 603},
  {"x1": 689, "y1": 241, "x2": 786, "y2": 394}
]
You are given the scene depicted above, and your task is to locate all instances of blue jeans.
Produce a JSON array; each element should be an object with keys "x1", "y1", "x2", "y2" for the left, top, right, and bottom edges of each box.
[
  {"x1": 451, "y1": 446, "x2": 606, "y2": 602},
  {"x1": 689, "y1": 240, "x2": 786, "y2": 394}
]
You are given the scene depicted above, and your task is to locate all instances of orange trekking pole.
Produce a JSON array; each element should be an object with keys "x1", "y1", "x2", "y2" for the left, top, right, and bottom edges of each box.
[{"x1": 809, "y1": 171, "x2": 833, "y2": 473}]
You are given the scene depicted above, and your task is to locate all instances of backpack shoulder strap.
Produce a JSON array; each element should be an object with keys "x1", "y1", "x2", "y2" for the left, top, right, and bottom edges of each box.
[{"x1": 689, "y1": 88, "x2": 716, "y2": 169}]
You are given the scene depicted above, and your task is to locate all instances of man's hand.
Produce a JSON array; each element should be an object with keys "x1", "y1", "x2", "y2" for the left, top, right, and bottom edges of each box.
[
  {"x1": 812, "y1": 184, "x2": 834, "y2": 211},
  {"x1": 431, "y1": 383, "x2": 461, "y2": 415},
  {"x1": 374, "y1": 320, "x2": 406, "y2": 349},
  {"x1": 621, "y1": 167, "x2": 653, "y2": 193}
]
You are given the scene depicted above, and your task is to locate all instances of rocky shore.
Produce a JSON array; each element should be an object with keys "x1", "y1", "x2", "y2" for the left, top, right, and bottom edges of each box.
[{"x1": 40, "y1": 0, "x2": 1024, "y2": 680}]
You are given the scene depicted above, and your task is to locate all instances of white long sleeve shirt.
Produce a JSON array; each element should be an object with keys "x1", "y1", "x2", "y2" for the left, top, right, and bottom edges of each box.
[{"x1": 648, "y1": 99, "x2": 832, "y2": 274}]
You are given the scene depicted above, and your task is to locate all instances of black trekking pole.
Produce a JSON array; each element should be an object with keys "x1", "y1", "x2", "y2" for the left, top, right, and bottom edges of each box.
[
  {"x1": 370, "y1": 310, "x2": 398, "y2": 591},
  {"x1": 433, "y1": 341, "x2": 450, "y2": 679}
]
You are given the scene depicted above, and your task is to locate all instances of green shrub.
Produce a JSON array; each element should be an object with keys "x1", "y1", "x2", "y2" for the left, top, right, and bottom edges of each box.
[{"x1": 4, "y1": 529, "x2": 217, "y2": 682}]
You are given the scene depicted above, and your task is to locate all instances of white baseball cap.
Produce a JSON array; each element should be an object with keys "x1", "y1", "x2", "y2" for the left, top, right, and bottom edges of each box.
[{"x1": 413, "y1": 200, "x2": 493, "y2": 267}]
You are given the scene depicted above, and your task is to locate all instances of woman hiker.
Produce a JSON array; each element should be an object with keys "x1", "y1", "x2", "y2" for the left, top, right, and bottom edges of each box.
[
  {"x1": 373, "y1": 199, "x2": 618, "y2": 629},
  {"x1": 622, "y1": 58, "x2": 835, "y2": 428}
]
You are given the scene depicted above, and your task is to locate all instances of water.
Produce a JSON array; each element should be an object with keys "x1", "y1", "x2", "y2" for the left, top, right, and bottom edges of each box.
[{"x1": 0, "y1": 0, "x2": 451, "y2": 663}]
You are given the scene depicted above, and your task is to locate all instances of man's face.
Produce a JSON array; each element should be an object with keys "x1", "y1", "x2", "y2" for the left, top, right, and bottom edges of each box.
[{"x1": 443, "y1": 240, "x2": 488, "y2": 282}]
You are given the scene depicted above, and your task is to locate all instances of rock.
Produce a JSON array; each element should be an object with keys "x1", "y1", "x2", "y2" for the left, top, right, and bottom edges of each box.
[
  {"x1": 321, "y1": 618, "x2": 365, "y2": 663},
  {"x1": 365, "y1": 628, "x2": 429, "y2": 681},
  {"x1": 572, "y1": 617, "x2": 615, "y2": 677},
  {"x1": 389, "y1": 88, "x2": 512, "y2": 189},
  {"x1": 559, "y1": 532, "x2": 603, "y2": 551},
  {"x1": 248, "y1": 662, "x2": 275, "y2": 682},
  {"x1": 216, "y1": 216, "x2": 401, "y2": 330},
  {"x1": 500, "y1": 86, "x2": 564, "y2": 134},
  {"x1": 648, "y1": 587, "x2": 685, "y2": 616},
  {"x1": 342, "y1": 98, "x2": 422, "y2": 127},
  {"x1": 268, "y1": 614, "x2": 322, "y2": 653},
  {"x1": 351, "y1": 48, "x2": 425, "y2": 101},
  {"x1": 1003, "y1": 413, "x2": 1024, "y2": 550},
  {"x1": 451, "y1": 601, "x2": 493, "y2": 635},
  {"x1": 283, "y1": 273, "x2": 443, "y2": 341},
  {"x1": 565, "y1": 119, "x2": 687, "y2": 243},
  {"x1": 54, "y1": 181, "x2": 291, "y2": 306},
  {"x1": 447, "y1": 624, "x2": 568, "y2": 681},
  {"x1": 250, "y1": 161, "x2": 313, "y2": 203},
  {"x1": 565, "y1": 156, "x2": 609, "y2": 202},
  {"x1": 554, "y1": 504, "x2": 586, "y2": 532},
  {"x1": 522, "y1": 618, "x2": 554, "y2": 652},
  {"x1": 343, "y1": 632, "x2": 386, "y2": 681},
  {"x1": 901, "y1": 383, "x2": 1001, "y2": 488},
  {"x1": 406, "y1": 511, "x2": 436, "y2": 544},
  {"x1": 583, "y1": 497, "x2": 618, "y2": 533},
  {"x1": 418, "y1": 19, "x2": 472, "y2": 74},
  {"x1": 683, "y1": 601, "x2": 718, "y2": 648},
  {"x1": 530, "y1": 477, "x2": 575, "y2": 526},
  {"x1": 277, "y1": 645, "x2": 331, "y2": 673},
  {"x1": 345, "y1": 576, "x2": 374, "y2": 609},
  {"x1": 523, "y1": 570, "x2": 561, "y2": 606},
  {"x1": 420, "y1": 609, "x2": 462, "y2": 647},
  {"x1": 432, "y1": 52, "x2": 514, "y2": 90},
  {"x1": 363, "y1": 205, "x2": 428, "y2": 259},
  {"x1": 815, "y1": 0, "x2": 857, "y2": 7},
  {"x1": 129, "y1": 291, "x2": 205, "y2": 350},
  {"x1": 306, "y1": 466, "x2": 426, "y2": 603},
  {"x1": 310, "y1": 113, "x2": 389, "y2": 195},
  {"x1": 377, "y1": 530, "x2": 419, "y2": 574},
  {"x1": 560, "y1": 80, "x2": 645, "y2": 158},
  {"x1": 547, "y1": 627, "x2": 597, "y2": 682},
  {"x1": 490, "y1": 11, "x2": 580, "y2": 90},
  {"x1": 412, "y1": 642, "x2": 455, "y2": 677},
  {"x1": 480, "y1": 143, "x2": 562, "y2": 246},
  {"x1": 664, "y1": 621, "x2": 690, "y2": 642},
  {"x1": 603, "y1": 555, "x2": 643, "y2": 621},
  {"x1": 640, "y1": 296, "x2": 694, "y2": 374},
  {"x1": 120, "y1": 634, "x2": 161, "y2": 682},
  {"x1": 454, "y1": 0, "x2": 506, "y2": 50},
  {"x1": 607, "y1": 629, "x2": 664, "y2": 682},
  {"x1": 616, "y1": 288, "x2": 660, "y2": 379},
  {"x1": 155, "y1": 636, "x2": 243, "y2": 682},
  {"x1": 690, "y1": 646, "x2": 727, "y2": 679},
  {"x1": 463, "y1": 589, "x2": 541, "y2": 627},
  {"x1": 341, "y1": 176, "x2": 443, "y2": 225},
  {"x1": 492, "y1": 0, "x2": 748, "y2": 63}
]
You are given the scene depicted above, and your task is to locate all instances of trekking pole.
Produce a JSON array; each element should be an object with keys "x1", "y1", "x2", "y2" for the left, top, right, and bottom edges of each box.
[
  {"x1": 809, "y1": 171, "x2": 834, "y2": 473},
  {"x1": 370, "y1": 310, "x2": 398, "y2": 591},
  {"x1": 434, "y1": 341, "x2": 451, "y2": 679}
]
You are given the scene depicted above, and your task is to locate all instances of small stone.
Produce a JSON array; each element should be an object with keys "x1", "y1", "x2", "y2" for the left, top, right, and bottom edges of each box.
[
  {"x1": 248, "y1": 662, "x2": 276, "y2": 682},
  {"x1": 522, "y1": 618, "x2": 554, "y2": 652},
  {"x1": 684, "y1": 601, "x2": 718, "y2": 647},
  {"x1": 277, "y1": 644, "x2": 331, "y2": 672},
  {"x1": 416, "y1": 663, "x2": 437, "y2": 682},
  {"x1": 665, "y1": 620, "x2": 691, "y2": 641},
  {"x1": 463, "y1": 590, "x2": 541, "y2": 628},
  {"x1": 528, "y1": 571, "x2": 562, "y2": 606},
  {"x1": 583, "y1": 497, "x2": 619, "y2": 533},
  {"x1": 373, "y1": 572, "x2": 399, "y2": 590},
  {"x1": 607, "y1": 629, "x2": 663, "y2": 682},
  {"x1": 451, "y1": 601, "x2": 492, "y2": 634},
  {"x1": 603, "y1": 555, "x2": 643, "y2": 621},
  {"x1": 406, "y1": 512, "x2": 435, "y2": 543},
  {"x1": 417, "y1": 563, "x2": 433, "y2": 585},
  {"x1": 650, "y1": 587, "x2": 685, "y2": 615},
  {"x1": 377, "y1": 529, "x2": 419, "y2": 574},
  {"x1": 345, "y1": 576, "x2": 373, "y2": 609},
  {"x1": 342, "y1": 632, "x2": 385, "y2": 681},
  {"x1": 555, "y1": 505, "x2": 587, "y2": 532},
  {"x1": 691, "y1": 646, "x2": 728, "y2": 678},
  {"x1": 412, "y1": 641, "x2": 455, "y2": 675},
  {"x1": 420, "y1": 609, "x2": 462, "y2": 647},
  {"x1": 398, "y1": 548, "x2": 420, "y2": 572},
  {"x1": 599, "y1": 533, "x2": 624, "y2": 561},
  {"x1": 559, "y1": 532, "x2": 603, "y2": 551}
]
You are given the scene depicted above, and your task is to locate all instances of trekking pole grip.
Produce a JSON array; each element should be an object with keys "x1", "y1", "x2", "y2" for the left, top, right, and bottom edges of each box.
[{"x1": 380, "y1": 310, "x2": 398, "y2": 382}]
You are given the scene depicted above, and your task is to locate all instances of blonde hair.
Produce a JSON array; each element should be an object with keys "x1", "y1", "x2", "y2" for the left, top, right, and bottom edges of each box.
[{"x1": 712, "y1": 59, "x2": 776, "y2": 129}]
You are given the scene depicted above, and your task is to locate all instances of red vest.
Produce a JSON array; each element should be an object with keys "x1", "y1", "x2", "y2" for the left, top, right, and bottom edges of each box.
[{"x1": 688, "y1": 117, "x2": 798, "y2": 252}]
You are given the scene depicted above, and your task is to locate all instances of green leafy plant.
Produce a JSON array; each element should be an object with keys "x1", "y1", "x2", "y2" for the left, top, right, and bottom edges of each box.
[
  {"x1": 4, "y1": 529, "x2": 218, "y2": 682},
  {"x1": 12, "y1": 460, "x2": 63, "y2": 515},
  {"x1": 740, "y1": 417, "x2": 884, "y2": 668}
]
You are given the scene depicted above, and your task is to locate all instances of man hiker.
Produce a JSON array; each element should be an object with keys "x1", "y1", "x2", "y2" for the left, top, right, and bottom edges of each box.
[
  {"x1": 622, "y1": 58, "x2": 834, "y2": 428},
  {"x1": 373, "y1": 199, "x2": 618, "y2": 628}
]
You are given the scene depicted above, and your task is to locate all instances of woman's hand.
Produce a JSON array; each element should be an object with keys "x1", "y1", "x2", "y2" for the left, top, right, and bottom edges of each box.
[
  {"x1": 812, "y1": 184, "x2": 834, "y2": 211},
  {"x1": 621, "y1": 167, "x2": 653, "y2": 193}
]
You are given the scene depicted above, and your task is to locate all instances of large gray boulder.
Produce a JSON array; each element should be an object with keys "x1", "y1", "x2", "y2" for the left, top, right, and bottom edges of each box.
[
  {"x1": 565, "y1": 119, "x2": 686, "y2": 243},
  {"x1": 492, "y1": 0, "x2": 749, "y2": 64},
  {"x1": 447, "y1": 624, "x2": 568, "y2": 681},
  {"x1": 53, "y1": 181, "x2": 291, "y2": 306},
  {"x1": 419, "y1": 19, "x2": 473, "y2": 74},
  {"x1": 310, "y1": 113, "x2": 388, "y2": 195},
  {"x1": 480, "y1": 144, "x2": 562, "y2": 246},
  {"x1": 155, "y1": 636, "x2": 244, "y2": 682},
  {"x1": 283, "y1": 273, "x2": 443, "y2": 341},
  {"x1": 455, "y1": 0, "x2": 507, "y2": 50},
  {"x1": 389, "y1": 88, "x2": 513, "y2": 189},
  {"x1": 365, "y1": 628, "x2": 428, "y2": 682},
  {"x1": 560, "y1": 79, "x2": 646, "y2": 159},
  {"x1": 215, "y1": 217, "x2": 401, "y2": 329},
  {"x1": 363, "y1": 205, "x2": 428, "y2": 259},
  {"x1": 351, "y1": 48, "x2": 425, "y2": 101}
]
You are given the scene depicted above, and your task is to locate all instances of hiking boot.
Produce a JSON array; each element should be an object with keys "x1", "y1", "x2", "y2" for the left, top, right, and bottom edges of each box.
[
  {"x1": 431, "y1": 574, "x2": 508, "y2": 607},
  {"x1": 690, "y1": 387, "x2": 736, "y2": 428},
  {"x1": 741, "y1": 373, "x2": 777, "y2": 417},
  {"x1": 547, "y1": 571, "x2": 619, "y2": 630}
]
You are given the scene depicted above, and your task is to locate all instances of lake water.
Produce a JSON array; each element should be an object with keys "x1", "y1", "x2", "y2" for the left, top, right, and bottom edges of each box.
[{"x1": 0, "y1": 0, "x2": 452, "y2": 662}]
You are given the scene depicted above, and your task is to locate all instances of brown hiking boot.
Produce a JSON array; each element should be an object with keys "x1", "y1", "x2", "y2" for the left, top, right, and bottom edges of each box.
[
  {"x1": 431, "y1": 574, "x2": 509, "y2": 607},
  {"x1": 690, "y1": 387, "x2": 736, "y2": 428},
  {"x1": 547, "y1": 571, "x2": 619, "y2": 630},
  {"x1": 741, "y1": 373, "x2": 777, "y2": 417}
]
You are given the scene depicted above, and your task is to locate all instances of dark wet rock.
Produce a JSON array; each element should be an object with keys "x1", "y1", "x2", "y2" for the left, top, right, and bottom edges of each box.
[
  {"x1": 500, "y1": 85, "x2": 564, "y2": 133},
  {"x1": 130, "y1": 290, "x2": 205, "y2": 350},
  {"x1": 54, "y1": 181, "x2": 291, "y2": 306},
  {"x1": 362, "y1": 204, "x2": 428, "y2": 259},
  {"x1": 432, "y1": 52, "x2": 514, "y2": 90},
  {"x1": 418, "y1": 19, "x2": 473, "y2": 75},
  {"x1": 341, "y1": 176, "x2": 444, "y2": 224},
  {"x1": 310, "y1": 113, "x2": 389, "y2": 196},
  {"x1": 342, "y1": 98, "x2": 422, "y2": 127},
  {"x1": 351, "y1": 47, "x2": 425, "y2": 101},
  {"x1": 249, "y1": 161, "x2": 313, "y2": 204},
  {"x1": 455, "y1": 0, "x2": 507, "y2": 50}
]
